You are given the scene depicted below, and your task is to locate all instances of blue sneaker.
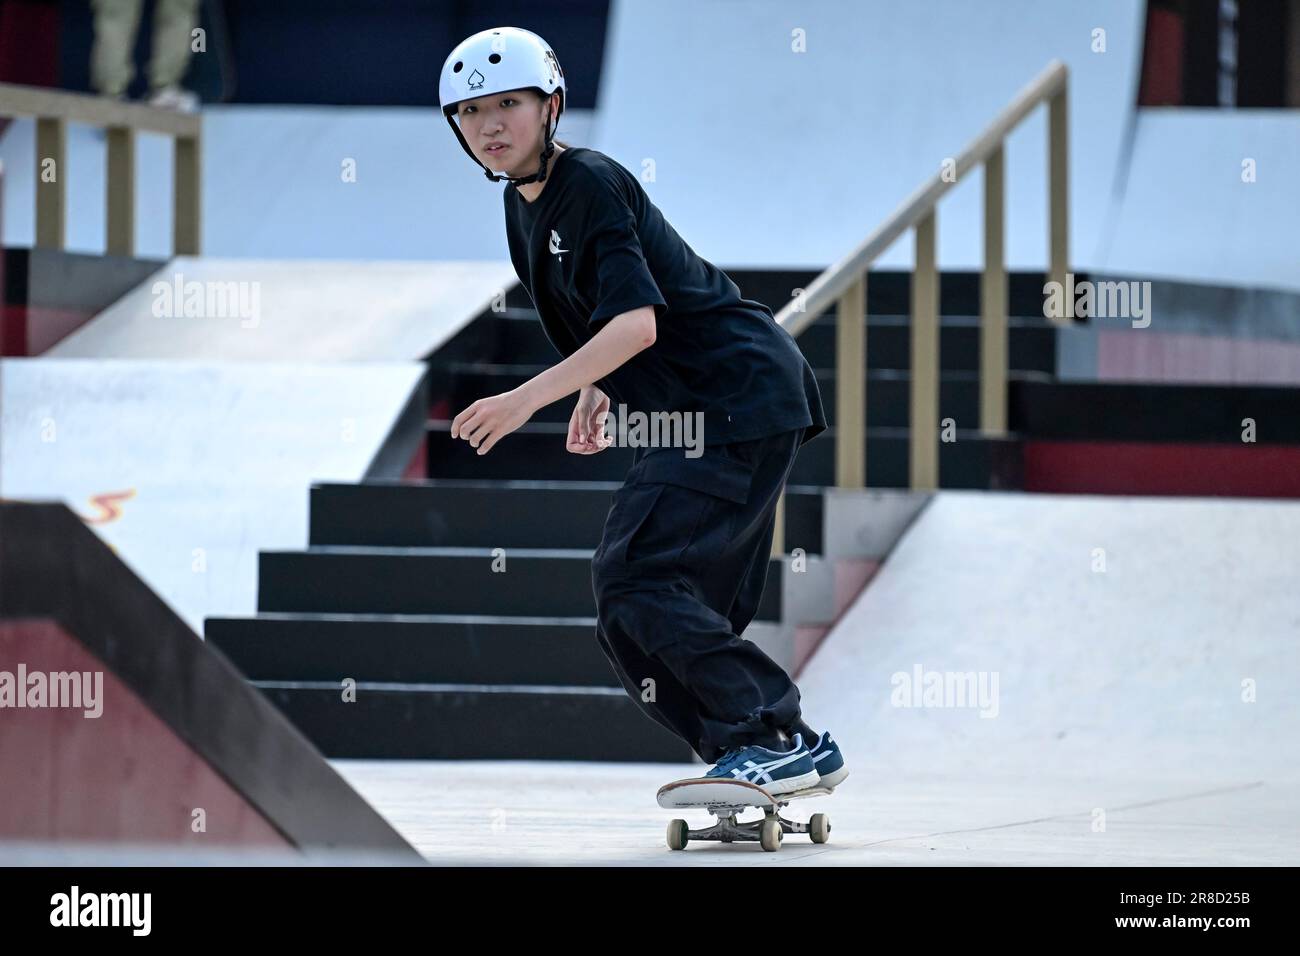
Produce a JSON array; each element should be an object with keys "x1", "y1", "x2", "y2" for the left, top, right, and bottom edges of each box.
[
  {"x1": 806, "y1": 731, "x2": 849, "y2": 789},
  {"x1": 704, "y1": 733, "x2": 820, "y2": 796}
]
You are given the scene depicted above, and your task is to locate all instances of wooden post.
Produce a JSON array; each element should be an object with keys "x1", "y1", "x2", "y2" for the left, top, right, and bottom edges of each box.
[
  {"x1": 174, "y1": 134, "x2": 201, "y2": 255},
  {"x1": 910, "y1": 211, "x2": 939, "y2": 490},
  {"x1": 981, "y1": 144, "x2": 1008, "y2": 435},
  {"x1": 35, "y1": 116, "x2": 66, "y2": 249},
  {"x1": 1048, "y1": 85, "x2": 1069, "y2": 323},
  {"x1": 836, "y1": 274, "x2": 866, "y2": 489},
  {"x1": 106, "y1": 126, "x2": 136, "y2": 256},
  {"x1": 770, "y1": 491, "x2": 785, "y2": 557}
]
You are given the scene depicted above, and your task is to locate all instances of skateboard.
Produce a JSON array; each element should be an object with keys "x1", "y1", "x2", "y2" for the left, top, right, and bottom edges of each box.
[{"x1": 656, "y1": 778, "x2": 833, "y2": 852}]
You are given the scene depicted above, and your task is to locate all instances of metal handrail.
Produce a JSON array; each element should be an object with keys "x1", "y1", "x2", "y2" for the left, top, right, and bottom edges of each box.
[
  {"x1": 769, "y1": 60, "x2": 1069, "y2": 554},
  {"x1": 0, "y1": 81, "x2": 202, "y2": 256}
]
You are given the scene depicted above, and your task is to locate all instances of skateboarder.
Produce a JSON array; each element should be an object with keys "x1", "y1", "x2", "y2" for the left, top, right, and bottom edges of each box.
[{"x1": 439, "y1": 27, "x2": 848, "y2": 795}]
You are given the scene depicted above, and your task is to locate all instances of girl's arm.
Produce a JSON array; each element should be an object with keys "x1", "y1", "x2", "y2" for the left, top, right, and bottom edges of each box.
[
  {"x1": 517, "y1": 306, "x2": 655, "y2": 413},
  {"x1": 450, "y1": 306, "x2": 656, "y2": 455}
]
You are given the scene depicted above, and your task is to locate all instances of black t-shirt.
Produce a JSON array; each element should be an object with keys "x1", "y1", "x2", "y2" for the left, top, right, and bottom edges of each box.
[{"x1": 503, "y1": 146, "x2": 826, "y2": 448}]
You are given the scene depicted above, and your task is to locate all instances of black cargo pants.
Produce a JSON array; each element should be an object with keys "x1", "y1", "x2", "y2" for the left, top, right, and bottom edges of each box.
[{"x1": 591, "y1": 427, "x2": 805, "y2": 764}]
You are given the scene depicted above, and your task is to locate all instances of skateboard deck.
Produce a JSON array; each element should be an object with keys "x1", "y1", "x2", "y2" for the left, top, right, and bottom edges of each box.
[
  {"x1": 656, "y1": 777, "x2": 834, "y2": 851},
  {"x1": 657, "y1": 777, "x2": 833, "y2": 810}
]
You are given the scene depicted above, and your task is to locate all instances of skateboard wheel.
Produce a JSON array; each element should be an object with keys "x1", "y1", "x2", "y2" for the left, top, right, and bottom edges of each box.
[
  {"x1": 667, "y1": 819, "x2": 689, "y2": 850},
  {"x1": 759, "y1": 817, "x2": 782, "y2": 852},
  {"x1": 810, "y1": 813, "x2": 831, "y2": 844}
]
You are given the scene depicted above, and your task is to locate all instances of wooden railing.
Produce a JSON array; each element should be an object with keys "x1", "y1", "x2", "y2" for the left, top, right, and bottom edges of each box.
[
  {"x1": 0, "y1": 82, "x2": 201, "y2": 256},
  {"x1": 770, "y1": 60, "x2": 1069, "y2": 555}
]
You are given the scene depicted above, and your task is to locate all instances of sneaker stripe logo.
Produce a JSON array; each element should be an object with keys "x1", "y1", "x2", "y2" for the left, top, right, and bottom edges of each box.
[
  {"x1": 723, "y1": 750, "x2": 807, "y2": 784},
  {"x1": 730, "y1": 760, "x2": 773, "y2": 785}
]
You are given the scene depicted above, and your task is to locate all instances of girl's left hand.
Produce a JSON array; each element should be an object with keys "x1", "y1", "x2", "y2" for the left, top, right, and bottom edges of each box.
[{"x1": 450, "y1": 389, "x2": 534, "y2": 455}]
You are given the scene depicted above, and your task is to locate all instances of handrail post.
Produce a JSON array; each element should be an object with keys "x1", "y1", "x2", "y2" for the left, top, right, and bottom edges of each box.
[
  {"x1": 836, "y1": 275, "x2": 866, "y2": 489},
  {"x1": 765, "y1": 61, "x2": 1067, "y2": 495},
  {"x1": 106, "y1": 125, "x2": 136, "y2": 256},
  {"x1": 34, "y1": 116, "x2": 66, "y2": 249},
  {"x1": 1048, "y1": 84, "x2": 1069, "y2": 320},
  {"x1": 770, "y1": 491, "x2": 785, "y2": 557},
  {"x1": 2, "y1": 83, "x2": 202, "y2": 257},
  {"x1": 174, "y1": 133, "x2": 201, "y2": 255},
  {"x1": 981, "y1": 144, "x2": 1008, "y2": 435},
  {"x1": 910, "y1": 211, "x2": 939, "y2": 490}
]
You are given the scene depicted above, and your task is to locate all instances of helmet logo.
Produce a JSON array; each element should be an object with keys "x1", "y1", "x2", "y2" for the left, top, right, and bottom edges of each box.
[
  {"x1": 543, "y1": 49, "x2": 562, "y2": 84},
  {"x1": 468, "y1": 69, "x2": 485, "y2": 90}
]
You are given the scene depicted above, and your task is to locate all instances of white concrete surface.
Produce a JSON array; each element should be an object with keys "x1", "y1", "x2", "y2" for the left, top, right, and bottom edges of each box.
[
  {"x1": 803, "y1": 492, "x2": 1300, "y2": 782},
  {"x1": 329, "y1": 759, "x2": 1297, "y2": 865},
  {"x1": 45, "y1": 258, "x2": 515, "y2": 361},
  {"x1": 597, "y1": 0, "x2": 1144, "y2": 273},
  {"x1": 330, "y1": 491, "x2": 1300, "y2": 865},
  {"x1": 1098, "y1": 110, "x2": 1300, "y2": 293},
  {"x1": 0, "y1": 358, "x2": 425, "y2": 633}
]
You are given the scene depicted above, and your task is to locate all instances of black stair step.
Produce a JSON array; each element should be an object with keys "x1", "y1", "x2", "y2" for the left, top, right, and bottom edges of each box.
[
  {"x1": 439, "y1": 310, "x2": 1059, "y2": 375},
  {"x1": 306, "y1": 480, "x2": 824, "y2": 553},
  {"x1": 436, "y1": 364, "x2": 1049, "y2": 429},
  {"x1": 809, "y1": 369, "x2": 1052, "y2": 428},
  {"x1": 794, "y1": 314, "x2": 1058, "y2": 374},
  {"x1": 250, "y1": 681, "x2": 695, "y2": 761},
  {"x1": 465, "y1": 311, "x2": 557, "y2": 365},
  {"x1": 1011, "y1": 380, "x2": 1300, "y2": 443},
  {"x1": 256, "y1": 548, "x2": 784, "y2": 621},
  {"x1": 206, "y1": 613, "x2": 615, "y2": 685},
  {"x1": 425, "y1": 421, "x2": 1022, "y2": 489},
  {"x1": 723, "y1": 268, "x2": 1075, "y2": 320},
  {"x1": 310, "y1": 478, "x2": 619, "y2": 548}
]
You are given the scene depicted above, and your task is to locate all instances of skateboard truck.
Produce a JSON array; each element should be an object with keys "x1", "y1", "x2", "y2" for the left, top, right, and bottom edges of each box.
[{"x1": 656, "y1": 778, "x2": 833, "y2": 852}]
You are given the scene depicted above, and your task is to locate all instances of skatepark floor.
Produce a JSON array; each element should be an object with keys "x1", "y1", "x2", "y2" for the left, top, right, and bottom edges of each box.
[
  {"x1": 329, "y1": 759, "x2": 1299, "y2": 865},
  {"x1": 332, "y1": 491, "x2": 1300, "y2": 866}
]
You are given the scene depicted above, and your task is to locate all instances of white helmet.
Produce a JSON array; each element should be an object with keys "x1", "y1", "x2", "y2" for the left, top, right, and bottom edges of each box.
[{"x1": 439, "y1": 26, "x2": 567, "y2": 185}]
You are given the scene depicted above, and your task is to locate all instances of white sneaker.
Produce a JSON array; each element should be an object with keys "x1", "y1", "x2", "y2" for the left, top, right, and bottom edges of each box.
[{"x1": 148, "y1": 86, "x2": 200, "y2": 113}]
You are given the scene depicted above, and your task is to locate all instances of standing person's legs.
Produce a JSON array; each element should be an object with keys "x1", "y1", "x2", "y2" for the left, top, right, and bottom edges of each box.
[
  {"x1": 148, "y1": 0, "x2": 200, "y2": 92},
  {"x1": 722, "y1": 432, "x2": 823, "y2": 748},
  {"x1": 717, "y1": 429, "x2": 799, "y2": 638},
  {"x1": 591, "y1": 428, "x2": 808, "y2": 764},
  {"x1": 594, "y1": 618, "x2": 711, "y2": 760},
  {"x1": 90, "y1": 0, "x2": 145, "y2": 97}
]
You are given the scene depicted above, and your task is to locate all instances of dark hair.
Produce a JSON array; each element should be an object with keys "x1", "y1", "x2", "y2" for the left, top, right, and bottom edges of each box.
[{"x1": 528, "y1": 88, "x2": 569, "y2": 149}]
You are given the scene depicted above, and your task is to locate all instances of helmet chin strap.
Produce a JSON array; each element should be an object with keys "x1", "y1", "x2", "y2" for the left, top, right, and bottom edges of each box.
[{"x1": 486, "y1": 104, "x2": 558, "y2": 186}]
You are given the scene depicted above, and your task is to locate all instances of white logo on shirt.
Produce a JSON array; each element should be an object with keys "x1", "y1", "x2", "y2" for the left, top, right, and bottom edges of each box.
[{"x1": 549, "y1": 229, "x2": 569, "y2": 262}]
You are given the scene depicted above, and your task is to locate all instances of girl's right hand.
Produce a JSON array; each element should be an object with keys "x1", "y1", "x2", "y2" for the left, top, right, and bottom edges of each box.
[{"x1": 567, "y1": 385, "x2": 612, "y2": 454}]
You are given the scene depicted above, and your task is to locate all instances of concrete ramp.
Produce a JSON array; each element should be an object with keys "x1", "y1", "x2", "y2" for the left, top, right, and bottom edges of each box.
[
  {"x1": 44, "y1": 258, "x2": 516, "y2": 361},
  {"x1": 799, "y1": 491, "x2": 1300, "y2": 783},
  {"x1": 1098, "y1": 110, "x2": 1300, "y2": 293},
  {"x1": 0, "y1": 358, "x2": 426, "y2": 633},
  {"x1": 0, "y1": 501, "x2": 419, "y2": 858},
  {"x1": 597, "y1": 0, "x2": 1143, "y2": 271}
]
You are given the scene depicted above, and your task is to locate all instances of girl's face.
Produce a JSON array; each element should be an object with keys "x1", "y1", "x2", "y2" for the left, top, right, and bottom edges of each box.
[{"x1": 455, "y1": 88, "x2": 559, "y2": 175}]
